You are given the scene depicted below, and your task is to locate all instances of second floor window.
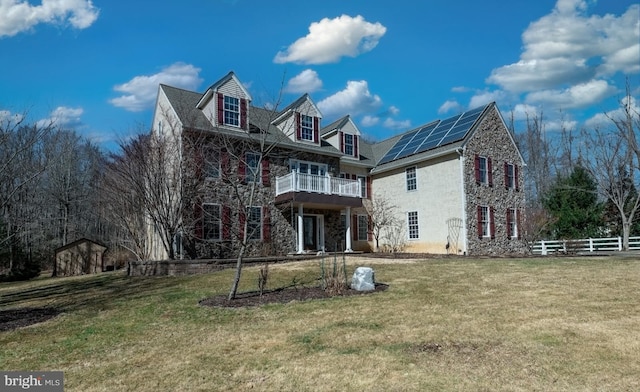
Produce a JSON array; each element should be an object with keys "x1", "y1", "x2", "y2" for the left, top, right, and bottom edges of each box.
[
  {"x1": 205, "y1": 149, "x2": 220, "y2": 178},
  {"x1": 246, "y1": 152, "x2": 261, "y2": 183},
  {"x1": 224, "y1": 96, "x2": 240, "y2": 126},
  {"x1": 406, "y1": 166, "x2": 417, "y2": 191},
  {"x1": 301, "y1": 114, "x2": 314, "y2": 141},
  {"x1": 475, "y1": 155, "x2": 492, "y2": 186},
  {"x1": 247, "y1": 206, "x2": 262, "y2": 240}
]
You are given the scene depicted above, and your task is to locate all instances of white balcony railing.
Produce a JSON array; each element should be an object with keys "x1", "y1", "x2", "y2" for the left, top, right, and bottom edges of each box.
[{"x1": 275, "y1": 172, "x2": 362, "y2": 198}]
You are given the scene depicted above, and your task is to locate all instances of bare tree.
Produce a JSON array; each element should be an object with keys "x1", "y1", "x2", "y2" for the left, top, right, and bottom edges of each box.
[
  {"x1": 364, "y1": 193, "x2": 399, "y2": 252},
  {"x1": 579, "y1": 84, "x2": 640, "y2": 250},
  {"x1": 0, "y1": 113, "x2": 51, "y2": 275}
]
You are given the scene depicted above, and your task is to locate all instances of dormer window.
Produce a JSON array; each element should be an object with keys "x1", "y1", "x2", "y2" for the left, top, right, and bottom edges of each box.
[
  {"x1": 224, "y1": 96, "x2": 240, "y2": 126},
  {"x1": 339, "y1": 131, "x2": 359, "y2": 158},
  {"x1": 216, "y1": 93, "x2": 247, "y2": 129},
  {"x1": 344, "y1": 134, "x2": 354, "y2": 155},
  {"x1": 300, "y1": 114, "x2": 314, "y2": 141}
]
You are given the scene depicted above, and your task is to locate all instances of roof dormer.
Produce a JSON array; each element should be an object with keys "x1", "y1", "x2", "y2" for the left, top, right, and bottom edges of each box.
[
  {"x1": 321, "y1": 115, "x2": 361, "y2": 159},
  {"x1": 196, "y1": 71, "x2": 252, "y2": 131},
  {"x1": 273, "y1": 94, "x2": 322, "y2": 144}
]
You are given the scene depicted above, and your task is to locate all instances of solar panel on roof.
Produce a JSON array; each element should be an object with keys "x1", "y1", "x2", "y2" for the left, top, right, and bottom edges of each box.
[{"x1": 378, "y1": 103, "x2": 488, "y2": 164}]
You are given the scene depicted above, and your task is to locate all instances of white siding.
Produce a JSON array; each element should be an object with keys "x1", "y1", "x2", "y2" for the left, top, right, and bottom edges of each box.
[{"x1": 372, "y1": 153, "x2": 464, "y2": 254}]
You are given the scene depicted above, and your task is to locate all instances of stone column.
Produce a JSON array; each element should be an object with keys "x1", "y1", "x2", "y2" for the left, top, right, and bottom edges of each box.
[{"x1": 345, "y1": 206, "x2": 353, "y2": 252}]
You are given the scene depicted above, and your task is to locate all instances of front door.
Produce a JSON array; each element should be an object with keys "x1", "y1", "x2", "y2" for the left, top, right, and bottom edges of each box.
[{"x1": 303, "y1": 216, "x2": 317, "y2": 250}]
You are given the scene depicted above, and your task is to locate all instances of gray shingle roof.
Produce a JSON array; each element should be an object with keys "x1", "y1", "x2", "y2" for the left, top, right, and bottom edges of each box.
[{"x1": 159, "y1": 85, "x2": 342, "y2": 157}]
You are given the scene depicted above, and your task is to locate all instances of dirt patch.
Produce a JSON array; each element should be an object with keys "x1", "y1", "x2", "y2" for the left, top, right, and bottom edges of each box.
[
  {"x1": 199, "y1": 283, "x2": 389, "y2": 308},
  {"x1": 0, "y1": 307, "x2": 60, "y2": 332}
]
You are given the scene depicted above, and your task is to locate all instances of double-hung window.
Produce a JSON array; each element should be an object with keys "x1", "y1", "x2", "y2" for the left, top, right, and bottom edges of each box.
[
  {"x1": 205, "y1": 149, "x2": 220, "y2": 178},
  {"x1": 478, "y1": 156, "x2": 488, "y2": 184},
  {"x1": 246, "y1": 152, "x2": 261, "y2": 183},
  {"x1": 505, "y1": 163, "x2": 518, "y2": 190},
  {"x1": 224, "y1": 96, "x2": 240, "y2": 126},
  {"x1": 507, "y1": 208, "x2": 519, "y2": 239},
  {"x1": 247, "y1": 206, "x2": 262, "y2": 240},
  {"x1": 406, "y1": 166, "x2": 417, "y2": 191},
  {"x1": 300, "y1": 114, "x2": 314, "y2": 141},
  {"x1": 344, "y1": 133, "x2": 354, "y2": 156},
  {"x1": 357, "y1": 215, "x2": 368, "y2": 241},
  {"x1": 203, "y1": 204, "x2": 221, "y2": 241},
  {"x1": 478, "y1": 205, "x2": 495, "y2": 239},
  {"x1": 407, "y1": 211, "x2": 419, "y2": 239}
]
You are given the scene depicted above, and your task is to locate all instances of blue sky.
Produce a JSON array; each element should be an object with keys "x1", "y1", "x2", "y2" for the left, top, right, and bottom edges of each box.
[{"x1": 0, "y1": 0, "x2": 638, "y2": 149}]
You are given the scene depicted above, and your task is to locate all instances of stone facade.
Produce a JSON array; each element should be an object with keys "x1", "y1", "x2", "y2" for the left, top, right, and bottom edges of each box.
[
  {"x1": 463, "y1": 109, "x2": 528, "y2": 255},
  {"x1": 183, "y1": 135, "x2": 346, "y2": 259}
]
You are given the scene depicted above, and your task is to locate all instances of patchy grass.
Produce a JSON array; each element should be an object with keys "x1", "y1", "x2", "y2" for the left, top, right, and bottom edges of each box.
[{"x1": 1, "y1": 256, "x2": 639, "y2": 391}]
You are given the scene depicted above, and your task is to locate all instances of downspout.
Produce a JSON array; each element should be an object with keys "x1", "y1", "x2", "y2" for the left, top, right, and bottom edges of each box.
[{"x1": 457, "y1": 147, "x2": 468, "y2": 255}]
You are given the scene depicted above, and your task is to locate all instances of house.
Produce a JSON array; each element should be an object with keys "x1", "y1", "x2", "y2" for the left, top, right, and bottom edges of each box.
[
  {"x1": 148, "y1": 71, "x2": 527, "y2": 259},
  {"x1": 54, "y1": 238, "x2": 107, "y2": 276}
]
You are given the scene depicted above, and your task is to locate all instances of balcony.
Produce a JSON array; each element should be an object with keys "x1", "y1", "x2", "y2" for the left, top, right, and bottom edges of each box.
[
  {"x1": 276, "y1": 172, "x2": 362, "y2": 197},
  {"x1": 275, "y1": 172, "x2": 363, "y2": 208}
]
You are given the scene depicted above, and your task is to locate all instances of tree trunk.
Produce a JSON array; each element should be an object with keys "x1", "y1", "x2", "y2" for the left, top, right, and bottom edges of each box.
[
  {"x1": 228, "y1": 245, "x2": 246, "y2": 300},
  {"x1": 622, "y1": 220, "x2": 630, "y2": 251}
]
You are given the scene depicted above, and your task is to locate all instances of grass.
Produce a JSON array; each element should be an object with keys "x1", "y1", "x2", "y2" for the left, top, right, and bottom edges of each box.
[{"x1": 1, "y1": 255, "x2": 639, "y2": 391}]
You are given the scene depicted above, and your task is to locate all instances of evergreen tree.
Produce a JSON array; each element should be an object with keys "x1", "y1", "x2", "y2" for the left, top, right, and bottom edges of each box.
[{"x1": 543, "y1": 166, "x2": 604, "y2": 239}]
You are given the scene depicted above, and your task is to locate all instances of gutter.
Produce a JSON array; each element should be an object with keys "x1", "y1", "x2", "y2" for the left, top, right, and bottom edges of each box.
[{"x1": 369, "y1": 145, "x2": 461, "y2": 175}]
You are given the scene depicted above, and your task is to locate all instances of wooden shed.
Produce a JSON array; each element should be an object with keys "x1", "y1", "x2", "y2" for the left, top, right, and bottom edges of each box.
[{"x1": 54, "y1": 238, "x2": 107, "y2": 277}]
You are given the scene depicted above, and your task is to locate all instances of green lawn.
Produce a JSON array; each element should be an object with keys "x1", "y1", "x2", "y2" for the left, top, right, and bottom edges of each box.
[{"x1": 1, "y1": 255, "x2": 639, "y2": 391}]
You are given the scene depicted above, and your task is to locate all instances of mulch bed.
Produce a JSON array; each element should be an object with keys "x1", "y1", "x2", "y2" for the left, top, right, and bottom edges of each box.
[
  {"x1": 0, "y1": 307, "x2": 60, "y2": 332},
  {"x1": 199, "y1": 283, "x2": 389, "y2": 308}
]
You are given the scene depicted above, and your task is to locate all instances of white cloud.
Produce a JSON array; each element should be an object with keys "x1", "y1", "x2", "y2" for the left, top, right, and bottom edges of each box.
[
  {"x1": 110, "y1": 62, "x2": 203, "y2": 112},
  {"x1": 274, "y1": 15, "x2": 386, "y2": 64},
  {"x1": 0, "y1": 110, "x2": 25, "y2": 127},
  {"x1": 438, "y1": 100, "x2": 462, "y2": 114},
  {"x1": 383, "y1": 117, "x2": 411, "y2": 131},
  {"x1": 525, "y1": 79, "x2": 617, "y2": 109},
  {"x1": 317, "y1": 80, "x2": 382, "y2": 120},
  {"x1": 285, "y1": 69, "x2": 322, "y2": 93},
  {"x1": 360, "y1": 115, "x2": 379, "y2": 127},
  {"x1": 487, "y1": 1, "x2": 639, "y2": 97},
  {"x1": 0, "y1": 0, "x2": 99, "y2": 38},
  {"x1": 36, "y1": 106, "x2": 83, "y2": 128},
  {"x1": 585, "y1": 95, "x2": 640, "y2": 129},
  {"x1": 469, "y1": 90, "x2": 508, "y2": 109}
]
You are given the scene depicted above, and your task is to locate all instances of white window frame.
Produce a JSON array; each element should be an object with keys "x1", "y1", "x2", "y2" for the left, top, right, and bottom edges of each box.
[
  {"x1": 480, "y1": 206, "x2": 490, "y2": 238},
  {"x1": 205, "y1": 148, "x2": 220, "y2": 179},
  {"x1": 203, "y1": 203, "x2": 222, "y2": 241},
  {"x1": 407, "y1": 211, "x2": 419, "y2": 240},
  {"x1": 224, "y1": 95, "x2": 240, "y2": 127},
  {"x1": 506, "y1": 163, "x2": 515, "y2": 189},
  {"x1": 344, "y1": 133, "x2": 354, "y2": 156},
  {"x1": 247, "y1": 206, "x2": 262, "y2": 241},
  {"x1": 508, "y1": 208, "x2": 518, "y2": 239},
  {"x1": 290, "y1": 159, "x2": 327, "y2": 175},
  {"x1": 357, "y1": 215, "x2": 368, "y2": 241},
  {"x1": 358, "y1": 176, "x2": 367, "y2": 198},
  {"x1": 478, "y1": 156, "x2": 488, "y2": 184},
  {"x1": 246, "y1": 152, "x2": 261, "y2": 183},
  {"x1": 406, "y1": 166, "x2": 417, "y2": 191},
  {"x1": 300, "y1": 114, "x2": 314, "y2": 141}
]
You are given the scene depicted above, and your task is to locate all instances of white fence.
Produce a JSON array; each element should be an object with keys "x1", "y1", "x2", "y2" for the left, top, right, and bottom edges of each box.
[{"x1": 531, "y1": 236, "x2": 640, "y2": 255}]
